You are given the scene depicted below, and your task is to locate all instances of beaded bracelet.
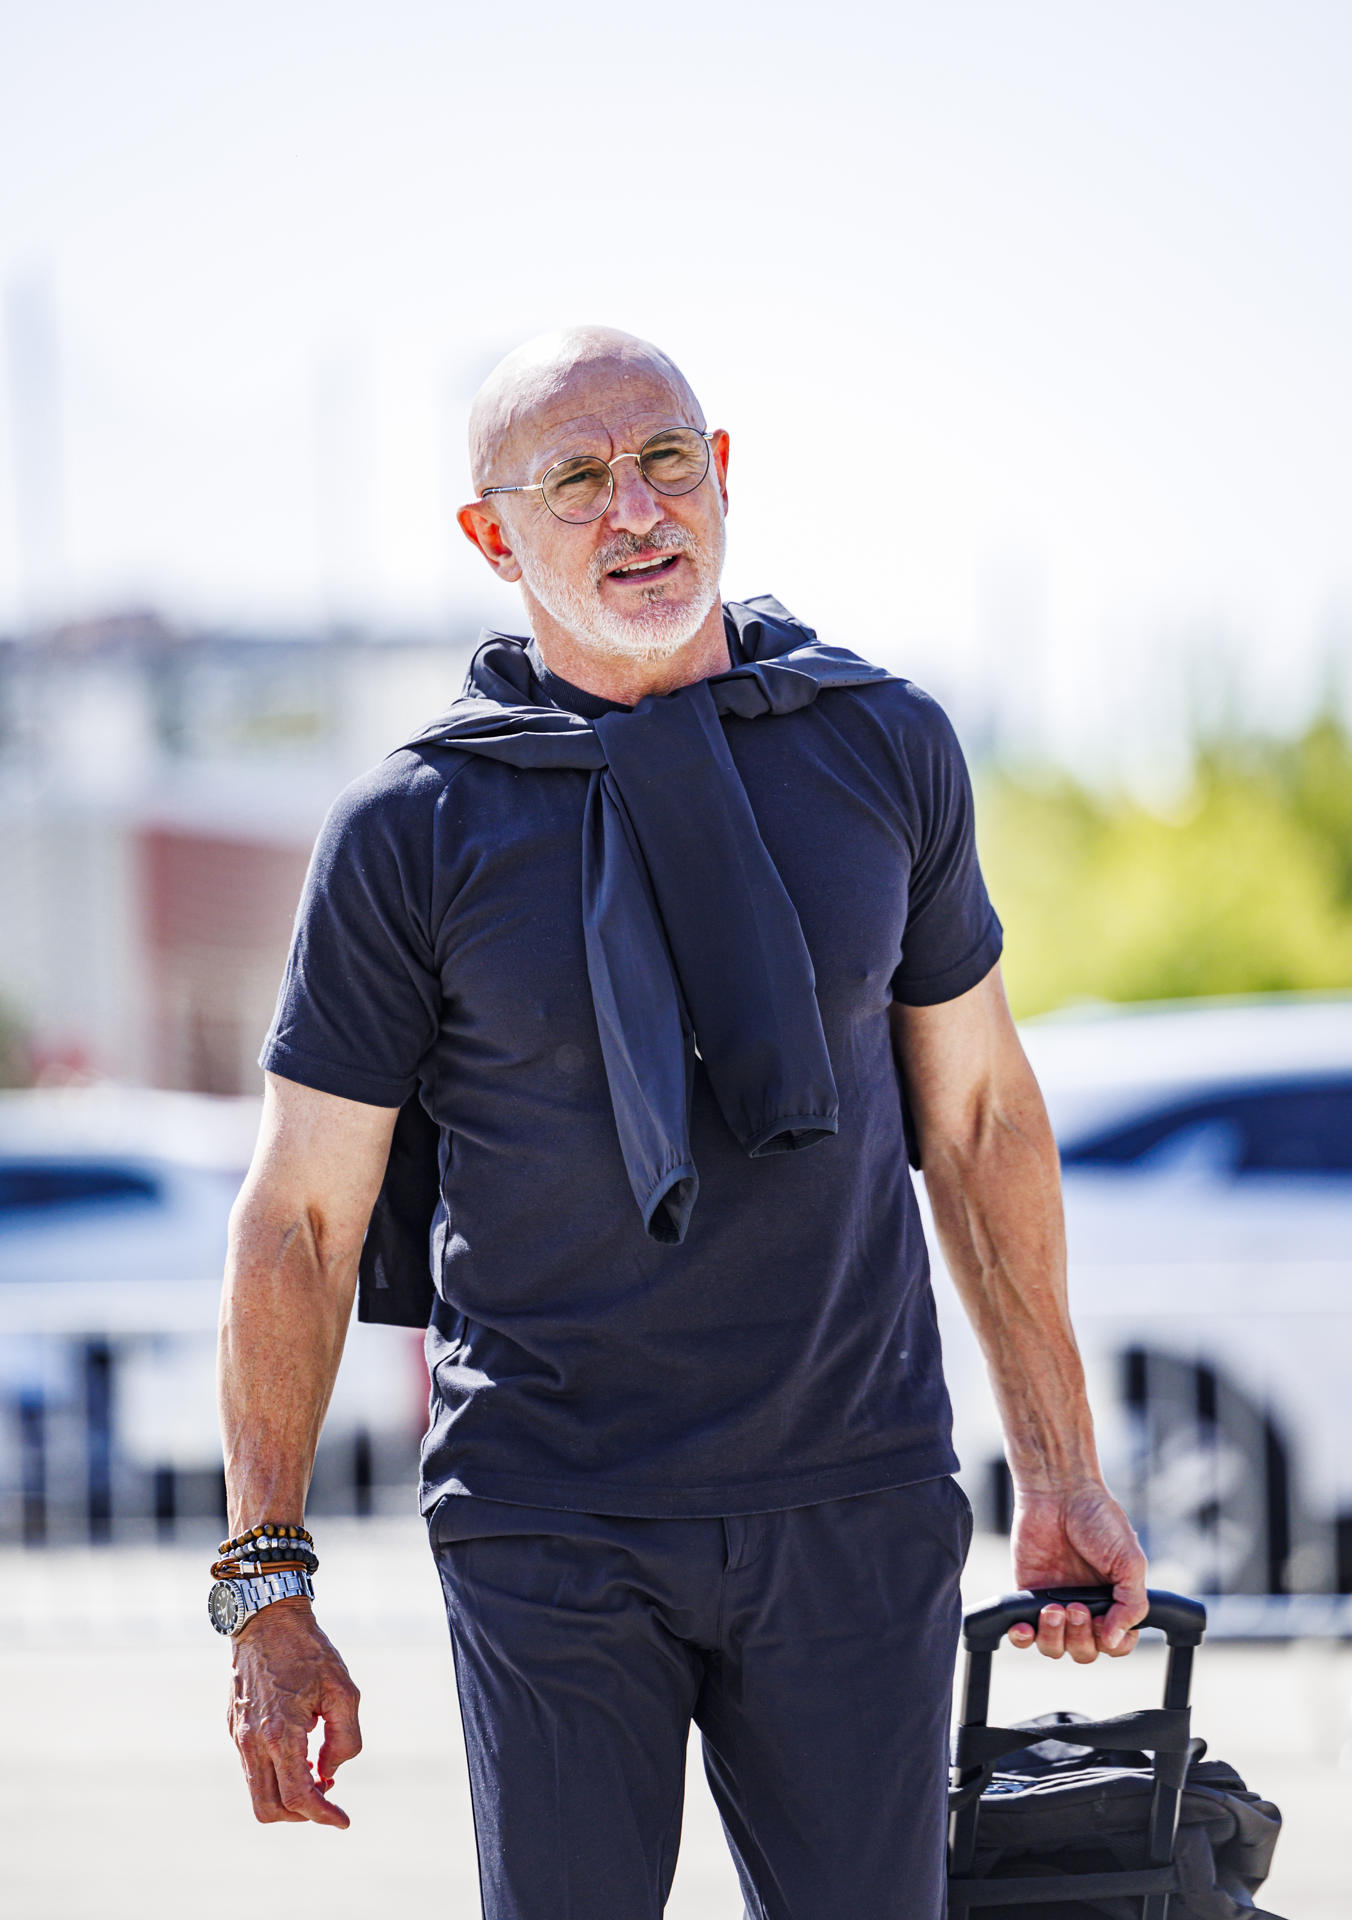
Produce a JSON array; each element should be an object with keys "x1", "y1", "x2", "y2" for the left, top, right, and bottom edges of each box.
[
  {"x1": 218, "y1": 1538, "x2": 319, "y2": 1569},
  {"x1": 218, "y1": 1520, "x2": 314, "y2": 1557},
  {"x1": 213, "y1": 1550, "x2": 317, "y2": 1573}
]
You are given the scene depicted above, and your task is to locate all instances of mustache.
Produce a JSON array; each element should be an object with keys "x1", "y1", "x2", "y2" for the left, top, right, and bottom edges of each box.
[{"x1": 589, "y1": 524, "x2": 698, "y2": 585}]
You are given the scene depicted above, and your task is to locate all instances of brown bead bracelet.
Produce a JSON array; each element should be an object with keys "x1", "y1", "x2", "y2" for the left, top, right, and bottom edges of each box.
[{"x1": 218, "y1": 1520, "x2": 314, "y2": 1557}]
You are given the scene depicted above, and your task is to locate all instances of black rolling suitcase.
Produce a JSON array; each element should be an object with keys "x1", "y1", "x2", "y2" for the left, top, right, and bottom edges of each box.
[{"x1": 948, "y1": 1586, "x2": 1284, "y2": 1919}]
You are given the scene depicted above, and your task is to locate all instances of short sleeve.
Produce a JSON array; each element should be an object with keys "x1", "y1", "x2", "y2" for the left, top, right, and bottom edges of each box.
[
  {"x1": 890, "y1": 693, "x2": 1003, "y2": 1006},
  {"x1": 260, "y1": 759, "x2": 443, "y2": 1107}
]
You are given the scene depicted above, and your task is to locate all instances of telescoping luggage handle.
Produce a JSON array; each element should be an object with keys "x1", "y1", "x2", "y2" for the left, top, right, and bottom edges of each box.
[
  {"x1": 949, "y1": 1586, "x2": 1207, "y2": 1920},
  {"x1": 962, "y1": 1584, "x2": 1207, "y2": 1653}
]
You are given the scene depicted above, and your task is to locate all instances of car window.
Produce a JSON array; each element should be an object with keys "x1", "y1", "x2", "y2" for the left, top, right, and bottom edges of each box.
[
  {"x1": 0, "y1": 1162, "x2": 163, "y2": 1215},
  {"x1": 1060, "y1": 1078, "x2": 1352, "y2": 1177}
]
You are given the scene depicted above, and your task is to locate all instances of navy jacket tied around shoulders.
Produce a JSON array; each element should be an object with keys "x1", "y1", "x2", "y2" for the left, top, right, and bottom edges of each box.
[{"x1": 358, "y1": 597, "x2": 896, "y2": 1328}]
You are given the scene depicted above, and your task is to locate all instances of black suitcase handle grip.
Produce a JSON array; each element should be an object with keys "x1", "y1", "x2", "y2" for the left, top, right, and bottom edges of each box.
[{"x1": 963, "y1": 1585, "x2": 1206, "y2": 1652}]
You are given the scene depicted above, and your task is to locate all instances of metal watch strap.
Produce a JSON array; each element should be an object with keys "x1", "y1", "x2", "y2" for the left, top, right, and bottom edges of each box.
[{"x1": 208, "y1": 1568, "x2": 315, "y2": 1636}]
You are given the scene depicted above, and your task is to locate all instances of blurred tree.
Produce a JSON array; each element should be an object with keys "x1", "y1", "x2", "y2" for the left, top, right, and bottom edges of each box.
[
  {"x1": 979, "y1": 710, "x2": 1352, "y2": 1018},
  {"x1": 0, "y1": 1002, "x2": 31, "y2": 1086}
]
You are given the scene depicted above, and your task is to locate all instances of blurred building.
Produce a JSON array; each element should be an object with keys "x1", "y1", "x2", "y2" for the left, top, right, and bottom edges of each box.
[{"x1": 0, "y1": 611, "x2": 475, "y2": 1094}]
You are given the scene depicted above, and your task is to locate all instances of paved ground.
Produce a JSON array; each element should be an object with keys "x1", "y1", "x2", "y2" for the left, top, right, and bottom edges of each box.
[{"x1": 2, "y1": 1521, "x2": 1346, "y2": 1917}]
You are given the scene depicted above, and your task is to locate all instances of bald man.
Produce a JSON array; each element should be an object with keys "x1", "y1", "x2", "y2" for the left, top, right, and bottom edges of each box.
[{"x1": 218, "y1": 327, "x2": 1147, "y2": 1919}]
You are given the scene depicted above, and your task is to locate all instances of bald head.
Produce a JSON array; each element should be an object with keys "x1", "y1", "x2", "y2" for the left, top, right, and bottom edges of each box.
[{"x1": 468, "y1": 326, "x2": 705, "y2": 493}]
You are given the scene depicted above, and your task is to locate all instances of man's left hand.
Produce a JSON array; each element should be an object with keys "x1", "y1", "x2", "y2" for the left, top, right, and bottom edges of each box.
[{"x1": 1008, "y1": 1482, "x2": 1148, "y2": 1661}]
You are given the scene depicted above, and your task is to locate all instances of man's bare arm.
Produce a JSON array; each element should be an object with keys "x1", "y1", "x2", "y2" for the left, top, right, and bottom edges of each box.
[
  {"x1": 890, "y1": 965, "x2": 1148, "y2": 1661},
  {"x1": 218, "y1": 1071, "x2": 399, "y2": 1825}
]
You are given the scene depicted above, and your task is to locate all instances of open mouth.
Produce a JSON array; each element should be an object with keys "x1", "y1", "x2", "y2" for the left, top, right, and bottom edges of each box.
[{"x1": 605, "y1": 552, "x2": 683, "y2": 585}]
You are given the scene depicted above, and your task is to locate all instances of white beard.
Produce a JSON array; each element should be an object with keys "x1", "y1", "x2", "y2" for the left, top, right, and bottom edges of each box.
[{"x1": 517, "y1": 515, "x2": 726, "y2": 662}]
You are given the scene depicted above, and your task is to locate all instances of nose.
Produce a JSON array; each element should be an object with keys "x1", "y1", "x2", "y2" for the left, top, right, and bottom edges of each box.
[{"x1": 603, "y1": 453, "x2": 664, "y2": 536}]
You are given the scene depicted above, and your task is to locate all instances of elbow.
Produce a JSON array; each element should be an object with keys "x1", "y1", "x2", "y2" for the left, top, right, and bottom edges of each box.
[
  {"x1": 226, "y1": 1181, "x2": 359, "y2": 1291},
  {"x1": 921, "y1": 1077, "x2": 1059, "y2": 1192}
]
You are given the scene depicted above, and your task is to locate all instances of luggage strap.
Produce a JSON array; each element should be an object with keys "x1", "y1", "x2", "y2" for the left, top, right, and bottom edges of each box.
[
  {"x1": 953, "y1": 1707, "x2": 1192, "y2": 1769},
  {"x1": 949, "y1": 1864, "x2": 1179, "y2": 1905}
]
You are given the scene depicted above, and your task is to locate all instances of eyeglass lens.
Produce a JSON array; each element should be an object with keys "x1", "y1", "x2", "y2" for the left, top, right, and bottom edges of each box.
[{"x1": 541, "y1": 429, "x2": 710, "y2": 523}]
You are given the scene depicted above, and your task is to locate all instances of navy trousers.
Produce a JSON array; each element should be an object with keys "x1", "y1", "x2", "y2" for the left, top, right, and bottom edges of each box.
[{"x1": 431, "y1": 1475, "x2": 971, "y2": 1920}]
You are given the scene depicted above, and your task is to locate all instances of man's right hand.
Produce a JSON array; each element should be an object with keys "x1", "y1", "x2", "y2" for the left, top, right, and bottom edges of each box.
[{"x1": 227, "y1": 1598, "x2": 363, "y2": 1827}]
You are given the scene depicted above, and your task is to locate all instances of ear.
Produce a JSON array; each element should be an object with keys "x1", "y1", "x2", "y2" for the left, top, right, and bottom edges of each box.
[
  {"x1": 457, "y1": 499, "x2": 524, "y2": 584},
  {"x1": 709, "y1": 429, "x2": 730, "y2": 514}
]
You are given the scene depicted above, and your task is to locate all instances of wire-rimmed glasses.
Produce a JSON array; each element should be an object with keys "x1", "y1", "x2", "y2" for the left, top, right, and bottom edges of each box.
[{"x1": 479, "y1": 427, "x2": 715, "y2": 525}]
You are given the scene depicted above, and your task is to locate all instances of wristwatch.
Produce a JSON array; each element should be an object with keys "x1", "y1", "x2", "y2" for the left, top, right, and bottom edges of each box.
[{"x1": 208, "y1": 1568, "x2": 315, "y2": 1637}]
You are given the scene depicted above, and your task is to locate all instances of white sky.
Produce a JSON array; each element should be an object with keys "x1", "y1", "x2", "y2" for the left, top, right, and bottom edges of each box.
[{"x1": 1, "y1": 0, "x2": 1349, "y2": 770}]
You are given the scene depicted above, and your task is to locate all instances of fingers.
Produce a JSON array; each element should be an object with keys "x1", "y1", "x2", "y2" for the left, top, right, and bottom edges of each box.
[
  {"x1": 1033, "y1": 1604, "x2": 1065, "y2": 1656},
  {"x1": 1009, "y1": 1602, "x2": 1070, "y2": 1656},
  {"x1": 1103, "y1": 1554, "x2": 1150, "y2": 1650},
  {"x1": 316, "y1": 1680, "x2": 363, "y2": 1787},
  {"x1": 237, "y1": 1721, "x2": 350, "y2": 1827},
  {"x1": 1063, "y1": 1602, "x2": 1099, "y2": 1663},
  {"x1": 272, "y1": 1741, "x2": 351, "y2": 1829},
  {"x1": 230, "y1": 1675, "x2": 353, "y2": 1827},
  {"x1": 1008, "y1": 1601, "x2": 1131, "y2": 1661},
  {"x1": 1099, "y1": 1589, "x2": 1148, "y2": 1653},
  {"x1": 237, "y1": 1739, "x2": 306, "y2": 1824},
  {"x1": 229, "y1": 1678, "x2": 297, "y2": 1823}
]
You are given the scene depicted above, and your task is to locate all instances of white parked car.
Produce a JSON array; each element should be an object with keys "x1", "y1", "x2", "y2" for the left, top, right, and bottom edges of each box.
[
  {"x1": 931, "y1": 994, "x2": 1352, "y2": 1601},
  {"x1": 0, "y1": 1086, "x2": 423, "y2": 1541},
  {"x1": 7, "y1": 998, "x2": 1348, "y2": 1594}
]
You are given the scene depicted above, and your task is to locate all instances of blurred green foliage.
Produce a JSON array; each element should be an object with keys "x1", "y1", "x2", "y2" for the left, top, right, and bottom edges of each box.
[
  {"x1": 0, "y1": 1004, "x2": 30, "y2": 1087},
  {"x1": 978, "y1": 710, "x2": 1352, "y2": 1019}
]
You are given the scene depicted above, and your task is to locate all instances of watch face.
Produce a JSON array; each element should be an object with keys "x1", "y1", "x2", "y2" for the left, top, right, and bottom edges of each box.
[{"x1": 208, "y1": 1581, "x2": 246, "y2": 1636}]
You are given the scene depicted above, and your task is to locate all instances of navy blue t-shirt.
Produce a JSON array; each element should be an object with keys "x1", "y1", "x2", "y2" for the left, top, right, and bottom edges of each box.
[{"x1": 261, "y1": 619, "x2": 1002, "y2": 1518}]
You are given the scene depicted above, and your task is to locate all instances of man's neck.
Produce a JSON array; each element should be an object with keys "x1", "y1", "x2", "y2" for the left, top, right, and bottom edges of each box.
[{"x1": 525, "y1": 599, "x2": 730, "y2": 707}]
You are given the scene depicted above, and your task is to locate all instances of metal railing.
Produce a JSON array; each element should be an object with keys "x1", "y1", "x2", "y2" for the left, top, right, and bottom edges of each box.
[{"x1": 1, "y1": 1329, "x2": 420, "y2": 1546}]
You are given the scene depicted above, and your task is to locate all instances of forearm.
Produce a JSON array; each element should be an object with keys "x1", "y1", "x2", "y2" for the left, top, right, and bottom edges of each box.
[
  {"x1": 923, "y1": 1092, "x2": 1100, "y2": 1493},
  {"x1": 894, "y1": 975, "x2": 1146, "y2": 1649},
  {"x1": 218, "y1": 1190, "x2": 358, "y2": 1531}
]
